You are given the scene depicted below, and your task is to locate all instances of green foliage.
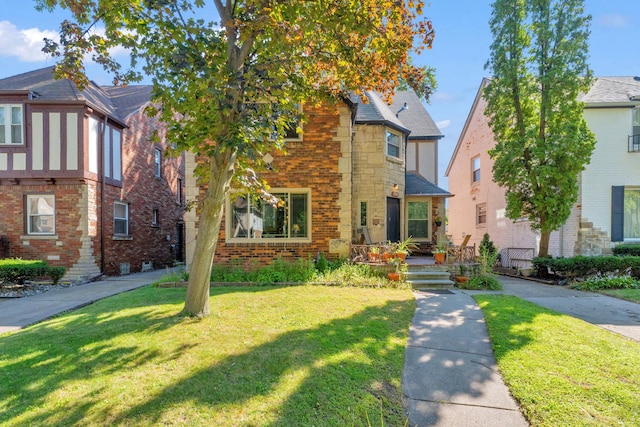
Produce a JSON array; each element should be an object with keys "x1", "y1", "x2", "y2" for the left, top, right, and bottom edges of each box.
[
  {"x1": 315, "y1": 252, "x2": 330, "y2": 274},
  {"x1": 484, "y1": 0, "x2": 596, "y2": 256},
  {"x1": 479, "y1": 233, "x2": 497, "y2": 257},
  {"x1": 573, "y1": 275, "x2": 640, "y2": 291},
  {"x1": 612, "y1": 244, "x2": 640, "y2": 257},
  {"x1": 459, "y1": 245, "x2": 502, "y2": 290},
  {"x1": 533, "y1": 255, "x2": 640, "y2": 278},
  {"x1": 0, "y1": 259, "x2": 60, "y2": 285}
]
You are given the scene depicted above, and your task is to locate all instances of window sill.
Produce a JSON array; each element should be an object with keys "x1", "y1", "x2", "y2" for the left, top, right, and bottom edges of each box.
[
  {"x1": 385, "y1": 155, "x2": 403, "y2": 165},
  {"x1": 113, "y1": 235, "x2": 133, "y2": 241},
  {"x1": 21, "y1": 234, "x2": 58, "y2": 240},
  {"x1": 226, "y1": 238, "x2": 312, "y2": 245}
]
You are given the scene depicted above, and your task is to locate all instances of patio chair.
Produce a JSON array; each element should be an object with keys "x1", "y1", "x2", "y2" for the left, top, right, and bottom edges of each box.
[{"x1": 447, "y1": 234, "x2": 472, "y2": 264}]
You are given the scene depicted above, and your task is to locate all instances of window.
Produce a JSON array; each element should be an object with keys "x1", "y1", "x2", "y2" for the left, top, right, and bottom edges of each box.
[
  {"x1": 0, "y1": 104, "x2": 23, "y2": 145},
  {"x1": 476, "y1": 203, "x2": 487, "y2": 226},
  {"x1": 177, "y1": 178, "x2": 183, "y2": 205},
  {"x1": 230, "y1": 190, "x2": 310, "y2": 240},
  {"x1": 386, "y1": 130, "x2": 401, "y2": 158},
  {"x1": 624, "y1": 188, "x2": 640, "y2": 239},
  {"x1": 154, "y1": 147, "x2": 162, "y2": 178},
  {"x1": 152, "y1": 208, "x2": 159, "y2": 226},
  {"x1": 631, "y1": 107, "x2": 640, "y2": 152},
  {"x1": 472, "y1": 156, "x2": 481, "y2": 183},
  {"x1": 114, "y1": 202, "x2": 129, "y2": 236},
  {"x1": 27, "y1": 195, "x2": 55, "y2": 235},
  {"x1": 407, "y1": 201, "x2": 429, "y2": 239},
  {"x1": 360, "y1": 201, "x2": 367, "y2": 227}
]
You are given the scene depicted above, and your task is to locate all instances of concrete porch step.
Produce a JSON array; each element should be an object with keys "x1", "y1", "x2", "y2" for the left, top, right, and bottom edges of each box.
[{"x1": 409, "y1": 279, "x2": 455, "y2": 289}]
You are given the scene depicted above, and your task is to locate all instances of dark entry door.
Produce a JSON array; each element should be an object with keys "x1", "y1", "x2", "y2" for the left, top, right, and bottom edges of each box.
[
  {"x1": 175, "y1": 223, "x2": 185, "y2": 262},
  {"x1": 387, "y1": 197, "x2": 400, "y2": 242}
]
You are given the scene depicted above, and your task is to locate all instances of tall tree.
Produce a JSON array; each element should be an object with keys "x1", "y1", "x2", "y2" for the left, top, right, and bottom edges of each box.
[
  {"x1": 37, "y1": 0, "x2": 435, "y2": 316},
  {"x1": 483, "y1": 0, "x2": 596, "y2": 257}
]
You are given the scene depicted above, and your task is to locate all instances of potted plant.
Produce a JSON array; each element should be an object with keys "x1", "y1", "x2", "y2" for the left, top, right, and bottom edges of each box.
[
  {"x1": 432, "y1": 237, "x2": 448, "y2": 264},
  {"x1": 455, "y1": 264, "x2": 469, "y2": 284},
  {"x1": 434, "y1": 215, "x2": 443, "y2": 227},
  {"x1": 368, "y1": 246, "x2": 380, "y2": 262},
  {"x1": 387, "y1": 257, "x2": 406, "y2": 281},
  {"x1": 395, "y1": 236, "x2": 418, "y2": 261}
]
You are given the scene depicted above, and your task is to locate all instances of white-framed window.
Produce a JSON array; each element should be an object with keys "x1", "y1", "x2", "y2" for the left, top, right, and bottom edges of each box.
[
  {"x1": 0, "y1": 104, "x2": 23, "y2": 145},
  {"x1": 472, "y1": 156, "x2": 481, "y2": 183},
  {"x1": 154, "y1": 147, "x2": 162, "y2": 178},
  {"x1": 624, "y1": 188, "x2": 640, "y2": 240},
  {"x1": 114, "y1": 202, "x2": 129, "y2": 236},
  {"x1": 476, "y1": 203, "x2": 487, "y2": 226},
  {"x1": 229, "y1": 189, "x2": 311, "y2": 240},
  {"x1": 407, "y1": 201, "x2": 430, "y2": 239},
  {"x1": 386, "y1": 130, "x2": 401, "y2": 158},
  {"x1": 26, "y1": 194, "x2": 55, "y2": 235}
]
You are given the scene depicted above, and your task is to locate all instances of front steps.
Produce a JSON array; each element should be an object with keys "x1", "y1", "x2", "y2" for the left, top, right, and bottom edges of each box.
[{"x1": 404, "y1": 264, "x2": 455, "y2": 290}]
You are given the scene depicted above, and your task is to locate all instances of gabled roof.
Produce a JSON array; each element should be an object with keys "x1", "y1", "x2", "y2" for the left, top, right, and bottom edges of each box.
[
  {"x1": 0, "y1": 67, "x2": 152, "y2": 125},
  {"x1": 580, "y1": 77, "x2": 640, "y2": 106},
  {"x1": 353, "y1": 91, "x2": 410, "y2": 134},
  {"x1": 405, "y1": 172, "x2": 452, "y2": 197},
  {"x1": 353, "y1": 90, "x2": 443, "y2": 139},
  {"x1": 388, "y1": 91, "x2": 443, "y2": 140}
]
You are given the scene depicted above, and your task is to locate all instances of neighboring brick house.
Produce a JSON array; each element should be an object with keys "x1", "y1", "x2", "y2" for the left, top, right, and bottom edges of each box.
[
  {"x1": 445, "y1": 77, "x2": 640, "y2": 259},
  {"x1": 0, "y1": 67, "x2": 185, "y2": 281},
  {"x1": 184, "y1": 90, "x2": 448, "y2": 268}
]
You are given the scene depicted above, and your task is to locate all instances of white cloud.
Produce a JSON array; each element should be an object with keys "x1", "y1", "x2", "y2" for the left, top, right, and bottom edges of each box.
[
  {"x1": 598, "y1": 14, "x2": 628, "y2": 28},
  {"x1": 0, "y1": 21, "x2": 57, "y2": 62},
  {"x1": 436, "y1": 119, "x2": 451, "y2": 129}
]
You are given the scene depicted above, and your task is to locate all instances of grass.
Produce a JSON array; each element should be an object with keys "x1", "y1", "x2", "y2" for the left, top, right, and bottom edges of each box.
[
  {"x1": 475, "y1": 295, "x2": 640, "y2": 426},
  {"x1": 598, "y1": 288, "x2": 640, "y2": 303},
  {"x1": 0, "y1": 285, "x2": 415, "y2": 426}
]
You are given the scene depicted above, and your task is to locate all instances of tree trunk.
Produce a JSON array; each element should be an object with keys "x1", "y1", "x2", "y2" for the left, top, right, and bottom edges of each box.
[
  {"x1": 182, "y1": 149, "x2": 237, "y2": 317},
  {"x1": 538, "y1": 230, "x2": 551, "y2": 258}
]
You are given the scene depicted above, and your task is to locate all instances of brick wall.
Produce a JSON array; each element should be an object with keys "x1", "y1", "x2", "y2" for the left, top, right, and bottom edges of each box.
[{"x1": 186, "y1": 101, "x2": 351, "y2": 268}]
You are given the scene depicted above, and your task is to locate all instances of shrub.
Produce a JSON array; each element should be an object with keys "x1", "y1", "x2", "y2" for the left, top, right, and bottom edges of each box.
[
  {"x1": 479, "y1": 233, "x2": 497, "y2": 257},
  {"x1": 533, "y1": 255, "x2": 640, "y2": 278},
  {"x1": 47, "y1": 266, "x2": 66, "y2": 284},
  {"x1": 612, "y1": 244, "x2": 640, "y2": 257},
  {"x1": 573, "y1": 275, "x2": 640, "y2": 291},
  {"x1": 459, "y1": 275, "x2": 502, "y2": 290},
  {"x1": 0, "y1": 259, "x2": 49, "y2": 285}
]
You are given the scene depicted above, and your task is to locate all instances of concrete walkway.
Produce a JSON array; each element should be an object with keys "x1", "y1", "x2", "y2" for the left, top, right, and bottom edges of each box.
[
  {"x1": 0, "y1": 268, "x2": 174, "y2": 334},
  {"x1": 402, "y1": 275, "x2": 640, "y2": 427}
]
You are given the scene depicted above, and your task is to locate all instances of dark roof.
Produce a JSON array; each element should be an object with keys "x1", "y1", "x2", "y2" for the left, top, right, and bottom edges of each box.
[
  {"x1": 580, "y1": 76, "x2": 640, "y2": 105},
  {"x1": 353, "y1": 91, "x2": 410, "y2": 134},
  {"x1": 0, "y1": 67, "x2": 151, "y2": 124},
  {"x1": 389, "y1": 91, "x2": 443, "y2": 140},
  {"x1": 405, "y1": 172, "x2": 452, "y2": 197},
  {"x1": 353, "y1": 90, "x2": 442, "y2": 139}
]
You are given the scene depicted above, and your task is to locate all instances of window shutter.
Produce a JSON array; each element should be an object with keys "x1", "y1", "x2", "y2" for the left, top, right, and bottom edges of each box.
[{"x1": 611, "y1": 186, "x2": 624, "y2": 242}]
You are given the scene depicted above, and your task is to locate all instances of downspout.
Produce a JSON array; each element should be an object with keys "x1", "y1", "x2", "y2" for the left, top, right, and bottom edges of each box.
[{"x1": 100, "y1": 115, "x2": 108, "y2": 274}]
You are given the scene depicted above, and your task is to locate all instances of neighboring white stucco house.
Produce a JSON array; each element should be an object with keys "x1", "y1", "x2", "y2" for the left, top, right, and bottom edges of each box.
[{"x1": 446, "y1": 77, "x2": 640, "y2": 260}]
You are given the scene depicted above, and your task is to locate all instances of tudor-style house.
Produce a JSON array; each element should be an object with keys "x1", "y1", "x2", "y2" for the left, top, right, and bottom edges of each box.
[
  {"x1": 184, "y1": 90, "x2": 449, "y2": 268},
  {"x1": 0, "y1": 67, "x2": 185, "y2": 282},
  {"x1": 446, "y1": 77, "x2": 640, "y2": 260}
]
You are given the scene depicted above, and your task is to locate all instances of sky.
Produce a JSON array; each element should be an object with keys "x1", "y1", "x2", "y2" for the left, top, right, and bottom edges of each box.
[{"x1": 1, "y1": 1, "x2": 639, "y2": 189}]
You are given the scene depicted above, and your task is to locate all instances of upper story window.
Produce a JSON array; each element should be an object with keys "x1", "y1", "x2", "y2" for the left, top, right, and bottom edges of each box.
[
  {"x1": 0, "y1": 104, "x2": 23, "y2": 145},
  {"x1": 229, "y1": 189, "x2": 310, "y2": 241},
  {"x1": 114, "y1": 202, "x2": 129, "y2": 236},
  {"x1": 631, "y1": 107, "x2": 640, "y2": 152},
  {"x1": 154, "y1": 147, "x2": 162, "y2": 178},
  {"x1": 472, "y1": 156, "x2": 481, "y2": 183},
  {"x1": 26, "y1": 194, "x2": 55, "y2": 235},
  {"x1": 476, "y1": 203, "x2": 487, "y2": 226},
  {"x1": 386, "y1": 130, "x2": 401, "y2": 158}
]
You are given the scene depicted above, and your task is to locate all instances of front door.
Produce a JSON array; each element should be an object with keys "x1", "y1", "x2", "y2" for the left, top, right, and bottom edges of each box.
[{"x1": 387, "y1": 197, "x2": 400, "y2": 242}]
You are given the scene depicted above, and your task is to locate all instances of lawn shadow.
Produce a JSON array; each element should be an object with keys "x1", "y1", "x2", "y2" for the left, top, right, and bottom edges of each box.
[{"x1": 0, "y1": 285, "x2": 415, "y2": 426}]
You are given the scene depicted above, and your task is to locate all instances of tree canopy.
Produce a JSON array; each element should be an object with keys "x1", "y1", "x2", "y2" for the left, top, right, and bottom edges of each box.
[
  {"x1": 483, "y1": 0, "x2": 596, "y2": 257},
  {"x1": 37, "y1": 0, "x2": 436, "y2": 316}
]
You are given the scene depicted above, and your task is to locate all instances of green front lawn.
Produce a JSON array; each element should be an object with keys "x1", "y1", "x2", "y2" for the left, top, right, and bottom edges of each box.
[
  {"x1": 0, "y1": 285, "x2": 415, "y2": 426},
  {"x1": 599, "y1": 288, "x2": 640, "y2": 303},
  {"x1": 476, "y1": 295, "x2": 640, "y2": 426}
]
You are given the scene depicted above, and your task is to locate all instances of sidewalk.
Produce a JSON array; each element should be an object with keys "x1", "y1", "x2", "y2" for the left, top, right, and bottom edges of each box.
[
  {"x1": 0, "y1": 268, "x2": 176, "y2": 335},
  {"x1": 403, "y1": 276, "x2": 640, "y2": 427}
]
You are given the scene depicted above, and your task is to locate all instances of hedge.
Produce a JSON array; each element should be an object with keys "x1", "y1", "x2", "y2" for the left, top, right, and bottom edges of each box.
[
  {"x1": 612, "y1": 244, "x2": 640, "y2": 257},
  {"x1": 0, "y1": 259, "x2": 66, "y2": 285},
  {"x1": 533, "y1": 255, "x2": 640, "y2": 278}
]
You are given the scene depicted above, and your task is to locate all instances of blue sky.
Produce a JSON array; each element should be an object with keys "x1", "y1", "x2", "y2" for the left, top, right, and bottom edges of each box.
[{"x1": 1, "y1": 1, "x2": 638, "y2": 189}]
